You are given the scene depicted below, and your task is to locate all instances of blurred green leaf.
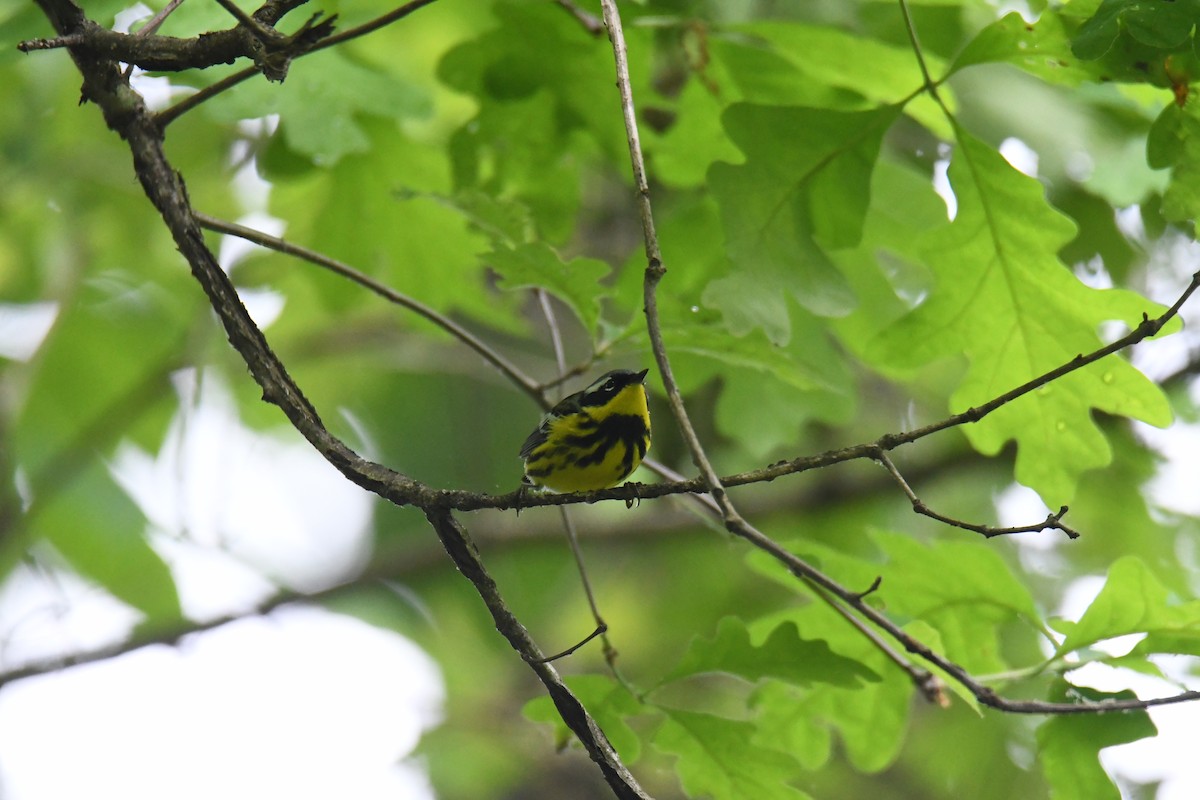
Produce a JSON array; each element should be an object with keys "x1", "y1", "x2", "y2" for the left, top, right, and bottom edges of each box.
[
  {"x1": 729, "y1": 21, "x2": 949, "y2": 136},
  {"x1": 1161, "y1": 100, "x2": 1200, "y2": 222},
  {"x1": 1073, "y1": 0, "x2": 1200, "y2": 57},
  {"x1": 659, "y1": 616, "x2": 879, "y2": 689},
  {"x1": 1036, "y1": 685, "x2": 1156, "y2": 800},
  {"x1": 654, "y1": 708, "x2": 811, "y2": 800},
  {"x1": 952, "y1": 11, "x2": 1102, "y2": 85},
  {"x1": 706, "y1": 104, "x2": 901, "y2": 342},
  {"x1": 34, "y1": 463, "x2": 181, "y2": 621},
  {"x1": 870, "y1": 530, "x2": 1043, "y2": 672},
  {"x1": 203, "y1": 48, "x2": 431, "y2": 165}
]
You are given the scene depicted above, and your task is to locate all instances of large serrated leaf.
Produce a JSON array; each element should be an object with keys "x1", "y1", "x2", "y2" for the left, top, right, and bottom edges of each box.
[
  {"x1": 867, "y1": 127, "x2": 1173, "y2": 502},
  {"x1": 706, "y1": 104, "x2": 901, "y2": 342}
]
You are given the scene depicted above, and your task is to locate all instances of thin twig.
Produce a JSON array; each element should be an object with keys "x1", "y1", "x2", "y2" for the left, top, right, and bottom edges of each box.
[
  {"x1": 156, "y1": 66, "x2": 259, "y2": 127},
  {"x1": 536, "y1": 622, "x2": 609, "y2": 663},
  {"x1": 531, "y1": 288, "x2": 630, "y2": 676},
  {"x1": 556, "y1": 507, "x2": 606, "y2": 626},
  {"x1": 554, "y1": 0, "x2": 605, "y2": 35},
  {"x1": 123, "y1": 0, "x2": 186, "y2": 78},
  {"x1": 536, "y1": 289, "x2": 568, "y2": 386},
  {"x1": 535, "y1": 285, "x2": 607, "y2": 644},
  {"x1": 600, "y1": 0, "x2": 730, "y2": 513},
  {"x1": 898, "y1": 0, "x2": 941, "y2": 99},
  {"x1": 875, "y1": 451, "x2": 1081, "y2": 539},
  {"x1": 133, "y1": 0, "x2": 185, "y2": 36},
  {"x1": 310, "y1": 0, "x2": 440, "y2": 51},
  {"x1": 213, "y1": 0, "x2": 275, "y2": 39}
]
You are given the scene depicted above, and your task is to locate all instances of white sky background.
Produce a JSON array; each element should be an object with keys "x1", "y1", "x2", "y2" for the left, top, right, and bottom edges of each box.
[{"x1": 0, "y1": 369, "x2": 444, "y2": 800}]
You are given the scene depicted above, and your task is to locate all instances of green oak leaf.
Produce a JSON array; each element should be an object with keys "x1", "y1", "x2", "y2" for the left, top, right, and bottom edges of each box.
[
  {"x1": 729, "y1": 21, "x2": 949, "y2": 137},
  {"x1": 951, "y1": 11, "x2": 1103, "y2": 85},
  {"x1": 202, "y1": 48, "x2": 431, "y2": 165},
  {"x1": 706, "y1": 104, "x2": 902, "y2": 343},
  {"x1": 788, "y1": 530, "x2": 1043, "y2": 678},
  {"x1": 487, "y1": 242, "x2": 611, "y2": 337},
  {"x1": 1054, "y1": 555, "x2": 1200, "y2": 656},
  {"x1": 867, "y1": 126, "x2": 1173, "y2": 502},
  {"x1": 523, "y1": 675, "x2": 643, "y2": 763},
  {"x1": 659, "y1": 616, "x2": 879, "y2": 689},
  {"x1": 1072, "y1": 0, "x2": 1200, "y2": 59},
  {"x1": 1036, "y1": 684, "x2": 1156, "y2": 800},
  {"x1": 653, "y1": 708, "x2": 811, "y2": 800},
  {"x1": 746, "y1": 607, "x2": 912, "y2": 773}
]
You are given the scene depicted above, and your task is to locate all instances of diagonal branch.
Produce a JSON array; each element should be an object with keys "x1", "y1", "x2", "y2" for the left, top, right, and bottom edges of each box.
[{"x1": 424, "y1": 510, "x2": 651, "y2": 799}]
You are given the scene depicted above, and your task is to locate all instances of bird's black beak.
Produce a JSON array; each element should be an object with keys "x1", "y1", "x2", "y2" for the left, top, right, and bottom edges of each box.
[{"x1": 635, "y1": 368, "x2": 649, "y2": 383}]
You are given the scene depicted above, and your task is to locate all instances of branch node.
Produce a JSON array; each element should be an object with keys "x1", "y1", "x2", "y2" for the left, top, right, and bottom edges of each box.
[
  {"x1": 876, "y1": 433, "x2": 902, "y2": 451},
  {"x1": 535, "y1": 622, "x2": 608, "y2": 663},
  {"x1": 853, "y1": 576, "x2": 883, "y2": 601},
  {"x1": 917, "y1": 671, "x2": 951, "y2": 708}
]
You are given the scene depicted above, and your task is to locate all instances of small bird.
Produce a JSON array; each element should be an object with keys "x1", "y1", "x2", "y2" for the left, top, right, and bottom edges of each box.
[{"x1": 520, "y1": 368, "x2": 652, "y2": 492}]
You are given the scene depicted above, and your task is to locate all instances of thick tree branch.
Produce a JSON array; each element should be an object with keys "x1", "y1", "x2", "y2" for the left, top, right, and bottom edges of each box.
[
  {"x1": 20, "y1": 0, "x2": 333, "y2": 80},
  {"x1": 424, "y1": 510, "x2": 650, "y2": 799}
]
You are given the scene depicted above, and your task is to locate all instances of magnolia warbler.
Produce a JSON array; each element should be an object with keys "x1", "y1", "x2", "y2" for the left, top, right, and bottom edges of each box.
[{"x1": 520, "y1": 368, "x2": 652, "y2": 492}]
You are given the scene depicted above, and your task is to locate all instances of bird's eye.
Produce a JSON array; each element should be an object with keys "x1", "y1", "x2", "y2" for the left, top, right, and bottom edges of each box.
[{"x1": 603, "y1": 380, "x2": 615, "y2": 391}]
